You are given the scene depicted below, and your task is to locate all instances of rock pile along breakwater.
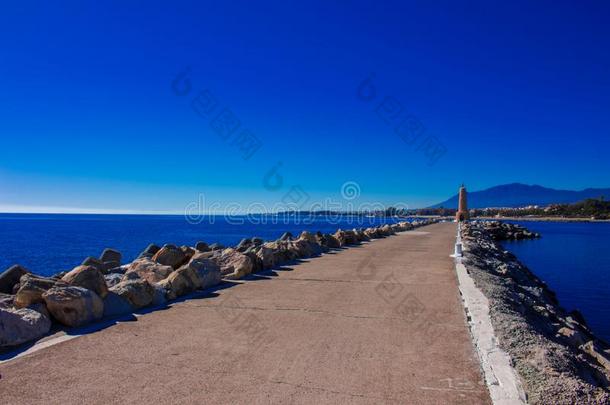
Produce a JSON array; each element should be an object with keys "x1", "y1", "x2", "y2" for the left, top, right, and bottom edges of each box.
[
  {"x1": 0, "y1": 219, "x2": 437, "y2": 349},
  {"x1": 473, "y1": 220, "x2": 540, "y2": 240},
  {"x1": 461, "y1": 221, "x2": 610, "y2": 404}
]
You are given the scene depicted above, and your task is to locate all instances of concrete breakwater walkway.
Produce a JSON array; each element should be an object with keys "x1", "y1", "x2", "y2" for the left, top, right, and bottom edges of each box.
[{"x1": 0, "y1": 222, "x2": 490, "y2": 404}]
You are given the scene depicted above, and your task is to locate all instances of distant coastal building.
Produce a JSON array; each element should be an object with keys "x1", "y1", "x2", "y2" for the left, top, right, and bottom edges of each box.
[{"x1": 456, "y1": 184, "x2": 469, "y2": 222}]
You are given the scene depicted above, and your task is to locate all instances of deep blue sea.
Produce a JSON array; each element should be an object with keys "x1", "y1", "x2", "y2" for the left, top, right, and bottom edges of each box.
[
  {"x1": 502, "y1": 221, "x2": 610, "y2": 342},
  {"x1": 0, "y1": 213, "x2": 404, "y2": 277}
]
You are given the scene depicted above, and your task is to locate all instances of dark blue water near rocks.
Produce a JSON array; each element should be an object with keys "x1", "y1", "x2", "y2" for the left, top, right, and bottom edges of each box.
[
  {"x1": 502, "y1": 221, "x2": 610, "y2": 342},
  {"x1": 0, "y1": 213, "x2": 404, "y2": 277}
]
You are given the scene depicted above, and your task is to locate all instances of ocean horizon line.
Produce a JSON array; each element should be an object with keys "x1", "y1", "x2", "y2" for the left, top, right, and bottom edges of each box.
[{"x1": 0, "y1": 210, "x2": 425, "y2": 217}]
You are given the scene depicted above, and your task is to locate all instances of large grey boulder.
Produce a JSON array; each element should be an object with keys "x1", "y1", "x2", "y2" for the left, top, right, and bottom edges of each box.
[
  {"x1": 314, "y1": 233, "x2": 338, "y2": 249},
  {"x1": 81, "y1": 256, "x2": 108, "y2": 274},
  {"x1": 333, "y1": 230, "x2": 347, "y2": 246},
  {"x1": 243, "y1": 247, "x2": 263, "y2": 273},
  {"x1": 344, "y1": 230, "x2": 360, "y2": 245},
  {"x1": 236, "y1": 238, "x2": 253, "y2": 252},
  {"x1": 100, "y1": 248, "x2": 122, "y2": 265},
  {"x1": 260, "y1": 241, "x2": 295, "y2": 265},
  {"x1": 62, "y1": 265, "x2": 108, "y2": 298},
  {"x1": 400, "y1": 221, "x2": 413, "y2": 231},
  {"x1": 124, "y1": 258, "x2": 173, "y2": 284},
  {"x1": 138, "y1": 243, "x2": 161, "y2": 259},
  {"x1": 313, "y1": 234, "x2": 334, "y2": 249},
  {"x1": 379, "y1": 224, "x2": 395, "y2": 236},
  {"x1": 353, "y1": 228, "x2": 369, "y2": 242},
  {"x1": 155, "y1": 256, "x2": 221, "y2": 300},
  {"x1": 14, "y1": 274, "x2": 65, "y2": 308},
  {"x1": 390, "y1": 224, "x2": 401, "y2": 232},
  {"x1": 288, "y1": 239, "x2": 314, "y2": 258},
  {"x1": 43, "y1": 286, "x2": 104, "y2": 327},
  {"x1": 256, "y1": 246, "x2": 277, "y2": 270},
  {"x1": 110, "y1": 279, "x2": 155, "y2": 309},
  {"x1": 195, "y1": 241, "x2": 210, "y2": 252},
  {"x1": 298, "y1": 231, "x2": 316, "y2": 244},
  {"x1": 151, "y1": 283, "x2": 167, "y2": 307},
  {"x1": 181, "y1": 245, "x2": 196, "y2": 258},
  {"x1": 326, "y1": 234, "x2": 341, "y2": 248},
  {"x1": 364, "y1": 227, "x2": 380, "y2": 239},
  {"x1": 152, "y1": 244, "x2": 188, "y2": 269},
  {"x1": 102, "y1": 291, "x2": 133, "y2": 318},
  {"x1": 294, "y1": 233, "x2": 326, "y2": 256},
  {"x1": 156, "y1": 268, "x2": 197, "y2": 300},
  {"x1": 0, "y1": 265, "x2": 29, "y2": 294},
  {"x1": 0, "y1": 306, "x2": 51, "y2": 347},
  {"x1": 216, "y1": 248, "x2": 254, "y2": 279},
  {"x1": 187, "y1": 257, "x2": 221, "y2": 289}
]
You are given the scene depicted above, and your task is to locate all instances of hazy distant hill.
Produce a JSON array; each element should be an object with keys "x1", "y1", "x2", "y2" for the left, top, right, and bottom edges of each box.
[{"x1": 431, "y1": 183, "x2": 610, "y2": 209}]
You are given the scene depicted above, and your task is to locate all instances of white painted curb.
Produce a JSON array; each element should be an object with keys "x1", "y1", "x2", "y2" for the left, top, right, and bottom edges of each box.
[{"x1": 454, "y1": 227, "x2": 527, "y2": 405}]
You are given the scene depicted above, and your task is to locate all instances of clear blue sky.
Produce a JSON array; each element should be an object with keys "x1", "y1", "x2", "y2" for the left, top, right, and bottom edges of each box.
[{"x1": 1, "y1": 1, "x2": 609, "y2": 213}]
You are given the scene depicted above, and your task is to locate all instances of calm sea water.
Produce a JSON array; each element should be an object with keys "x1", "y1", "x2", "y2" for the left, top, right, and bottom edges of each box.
[
  {"x1": 502, "y1": 221, "x2": 610, "y2": 342},
  {"x1": 0, "y1": 213, "x2": 404, "y2": 277}
]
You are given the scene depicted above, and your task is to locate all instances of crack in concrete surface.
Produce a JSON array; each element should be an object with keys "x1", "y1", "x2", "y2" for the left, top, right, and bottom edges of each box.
[{"x1": 178, "y1": 302, "x2": 462, "y2": 328}]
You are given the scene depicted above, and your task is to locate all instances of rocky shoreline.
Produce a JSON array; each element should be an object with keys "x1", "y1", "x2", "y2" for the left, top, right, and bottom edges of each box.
[
  {"x1": 461, "y1": 221, "x2": 610, "y2": 404},
  {"x1": 0, "y1": 219, "x2": 436, "y2": 350},
  {"x1": 474, "y1": 220, "x2": 540, "y2": 240},
  {"x1": 476, "y1": 216, "x2": 610, "y2": 223}
]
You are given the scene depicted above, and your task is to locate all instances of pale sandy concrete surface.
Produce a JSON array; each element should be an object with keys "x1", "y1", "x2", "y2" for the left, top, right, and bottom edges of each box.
[{"x1": 0, "y1": 222, "x2": 490, "y2": 404}]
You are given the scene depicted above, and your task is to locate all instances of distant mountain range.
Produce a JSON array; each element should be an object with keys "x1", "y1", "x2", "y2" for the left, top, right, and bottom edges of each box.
[{"x1": 430, "y1": 183, "x2": 610, "y2": 209}]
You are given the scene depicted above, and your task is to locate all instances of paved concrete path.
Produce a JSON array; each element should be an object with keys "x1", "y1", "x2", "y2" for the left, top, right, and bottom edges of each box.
[{"x1": 0, "y1": 222, "x2": 490, "y2": 404}]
